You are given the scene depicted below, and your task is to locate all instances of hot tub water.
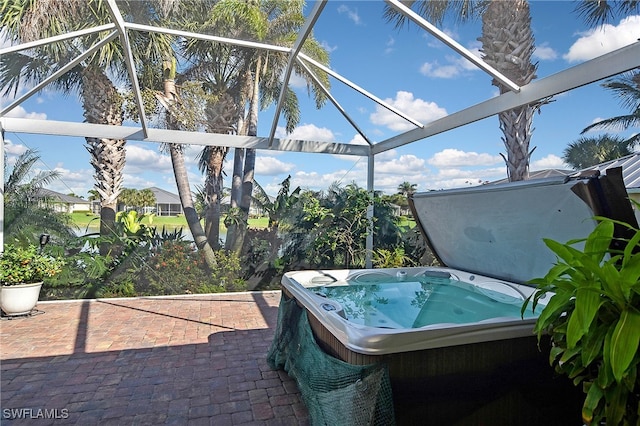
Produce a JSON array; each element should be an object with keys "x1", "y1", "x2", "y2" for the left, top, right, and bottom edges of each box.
[{"x1": 309, "y1": 271, "x2": 539, "y2": 329}]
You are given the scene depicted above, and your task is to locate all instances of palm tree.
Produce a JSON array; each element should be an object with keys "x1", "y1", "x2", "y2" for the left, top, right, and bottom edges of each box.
[
  {"x1": 223, "y1": 0, "x2": 331, "y2": 253},
  {"x1": 573, "y1": 1, "x2": 640, "y2": 27},
  {"x1": 563, "y1": 134, "x2": 635, "y2": 170},
  {"x1": 384, "y1": 1, "x2": 539, "y2": 182},
  {"x1": 150, "y1": 36, "x2": 220, "y2": 268},
  {"x1": 4, "y1": 148, "x2": 76, "y2": 246},
  {"x1": 397, "y1": 182, "x2": 417, "y2": 197},
  {"x1": 1, "y1": 1, "x2": 130, "y2": 252},
  {"x1": 580, "y1": 71, "x2": 640, "y2": 147}
]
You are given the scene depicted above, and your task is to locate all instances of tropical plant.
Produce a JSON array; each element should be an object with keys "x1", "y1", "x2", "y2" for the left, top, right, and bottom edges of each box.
[
  {"x1": 279, "y1": 183, "x2": 405, "y2": 270},
  {"x1": 3, "y1": 148, "x2": 77, "y2": 245},
  {"x1": 134, "y1": 6, "x2": 219, "y2": 269},
  {"x1": 192, "y1": 0, "x2": 330, "y2": 253},
  {"x1": 563, "y1": 134, "x2": 635, "y2": 169},
  {"x1": 384, "y1": 0, "x2": 539, "y2": 182},
  {"x1": 0, "y1": 244, "x2": 65, "y2": 285},
  {"x1": 115, "y1": 210, "x2": 155, "y2": 239},
  {"x1": 574, "y1": 1, "x2": 640, "y2": 27},
  {"x1": 0, "y1": 0, "x2": 130, "y2": 250},
  {"x1": 581, "y1": 70, "x2": 640, "y2": 148},
  {"x1": 118, "y1": 188, "x2": 157, "y2": 213},
  {"x1": 372, "y1": 247, "x2": 413, "y2": 268},
  {"x1": 397, "y1": 181, "x2": 417, "y2": 197},
  {"x1": 522, "y1": 216, "x2": 640, "y2": 425}
]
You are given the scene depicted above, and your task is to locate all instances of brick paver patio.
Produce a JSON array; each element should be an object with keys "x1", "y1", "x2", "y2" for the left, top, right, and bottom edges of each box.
[{"x1": 0, "y1": 291, "x2": 309, "y2": 425}]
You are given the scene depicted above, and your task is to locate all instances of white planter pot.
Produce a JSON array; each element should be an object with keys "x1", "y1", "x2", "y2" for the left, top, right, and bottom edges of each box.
[{"x1": 0, "y1": 282, "x2": 43, "y2": 316}]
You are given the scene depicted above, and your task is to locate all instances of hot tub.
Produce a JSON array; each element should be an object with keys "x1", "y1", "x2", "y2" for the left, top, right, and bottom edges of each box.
[
  {"x1": 281, "y1": 266, "x2": 546, "y2": 355},
  {"x1": 271, "y1": 169, "x2": 634, "y2": 425}
]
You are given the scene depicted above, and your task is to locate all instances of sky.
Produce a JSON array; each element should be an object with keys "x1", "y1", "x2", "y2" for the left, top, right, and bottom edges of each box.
[{"x1": 1, "y1": 0, "x2": 639, "y2": 199}]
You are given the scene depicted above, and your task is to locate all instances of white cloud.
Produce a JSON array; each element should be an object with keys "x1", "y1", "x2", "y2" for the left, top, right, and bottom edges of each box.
[
  {"x1": 530, "y1": 154, "x2": 568, "y2": 170},
  {"x1": 292, "y1": 169, "x2": 366, "y2": 191},
  {"x1": 370, "y1": 91, "x2": 447, "y2": 132},
  {"x1": 376, "y1": 154, "x2": 426, "y2": 174},
  {"x1": 288, "y1": 71, "x2": 308, "y2": 89},
  {"x1": 430, "y1": 166, "x2": 506, "y2": 189},
  {"x1": 427, "y1": 148, "x2": 502, "y2": 168},
  {"x1": 533, "y1": 43, "x2": 558, "y2": 61},
  {"x1": 255, "y1": 156, "x2": 295, "y2": 175},
  {"x1": 349, "y1": 134, "x2": 368, "y2": 145},
  {"x1": 337, "y1": 4, "x2": 362, "y2": 25},
  {"x1": 124, "y1": 144, "x2": 173, "y2": 174},
  {"x1": 2, "y1": 104, "x2": 47, "y2": 120},
  {"x1": 320, "y1": 40, "x2": 338, "y2": 54},
  {"x1": 277, "y1": 123, "x2": 336, "y2": 141},
  {"x1": 3, "y1": 139, "x2": 28, "y2": 157},
  {"x1": 420, "y1": 43, "x2": 481, "y2": 78},
  {"x1": 564, "y1": 15, "x2": 640, "y2": 62},
  {"x1": 384, "y1": 36, "x2": 395, "y2": 54},
  {"x1": 46, "y1": 167, "x2": 96, "y2": 197},
  {"x1": 121, "y1": 174, "x2": 160, "y2": 191}
]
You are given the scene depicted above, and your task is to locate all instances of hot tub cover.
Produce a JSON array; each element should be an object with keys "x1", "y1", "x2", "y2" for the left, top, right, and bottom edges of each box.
[{"x1": 409, "y1": 167, "x2": 638, "y2": 284}]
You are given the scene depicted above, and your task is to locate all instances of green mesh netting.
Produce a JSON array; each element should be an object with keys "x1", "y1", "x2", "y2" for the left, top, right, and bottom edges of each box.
[{"x1": 267, "y1": 295, "x2": 396, "y2": 426}]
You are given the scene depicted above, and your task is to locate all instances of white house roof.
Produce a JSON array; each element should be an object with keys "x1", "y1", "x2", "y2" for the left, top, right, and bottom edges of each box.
[
  {"x1": 39, "y1": 188, "x2": 90, "y2": 204},
  {"x1": 146, "y1": 187, "x2": 181, "y2": 204},
  {"x1": 581, "y1": 152, "x2": 640, "y2": 190}
]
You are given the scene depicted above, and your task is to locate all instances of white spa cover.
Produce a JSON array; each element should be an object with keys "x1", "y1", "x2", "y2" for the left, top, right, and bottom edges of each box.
[{"x1": 409, "y1": 172, "x2": 627, "y2": 284}]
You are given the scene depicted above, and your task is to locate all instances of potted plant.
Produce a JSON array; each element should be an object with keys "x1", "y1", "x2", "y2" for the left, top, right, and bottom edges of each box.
[
  {"x1": 0, "y1": 244, "x2": 65, "y2": 316},
  {"x1": 522, "y1": 215, "x2": 640, "y2": 425}
]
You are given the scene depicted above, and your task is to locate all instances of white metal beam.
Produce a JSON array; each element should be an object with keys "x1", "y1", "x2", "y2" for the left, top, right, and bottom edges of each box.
[
  {"x1": 268, "y1": 0, "x2": 327, "y2": 147},
  {"x1": 125, "y1": 22, "x2": 290, "y2": 54},
  {"x1": 106, "y1": 0, "x2": 149, "y2": 138},
  {"x1": 385, "y1": 0, "x2": 520, "y2": 93},
  {"x1": 374, "y1": 41, "x2": 640, "y2": 155},
  {"x1": 296, "y1": 58, "x2": 373, "y2": 146},
  {"x1": 0, "y1": 24, "x2": 116, "y2": 55},
  {"x1": 0, "y1": 117, "x2": 371, "y2": 157},
  {"x1": 299, "y1": 53, "x2": 425, "y2": 129},
  {"x1": 1, "y1": 32, "x2": 119, "y2": 117}
]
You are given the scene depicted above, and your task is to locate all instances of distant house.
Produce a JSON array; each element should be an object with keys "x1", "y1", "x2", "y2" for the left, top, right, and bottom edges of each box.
[
  {"x1": 146, "y1": 187, "x2": 183, "y2": 216},
  {"x1": 38, "y1": 189, "x2": 91, "y2": 213},
  {"x1": 220, "y1": 194, "x2": 272, "y2": 217}
]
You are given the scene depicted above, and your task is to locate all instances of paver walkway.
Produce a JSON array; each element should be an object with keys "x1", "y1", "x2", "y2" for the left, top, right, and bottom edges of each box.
[{"x1": 1, "y1": 291, "x2": 309, "y2": 425}]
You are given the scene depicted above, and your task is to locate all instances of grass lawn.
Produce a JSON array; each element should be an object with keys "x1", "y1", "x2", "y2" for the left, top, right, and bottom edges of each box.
[{"x1": 70, "y1": 212, "x2": 269, "y2": 231}]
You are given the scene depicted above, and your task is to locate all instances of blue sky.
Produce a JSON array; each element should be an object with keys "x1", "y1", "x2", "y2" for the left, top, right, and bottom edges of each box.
[{"x1": 2, "y1": 1, "x2": 639, "y2": 199}]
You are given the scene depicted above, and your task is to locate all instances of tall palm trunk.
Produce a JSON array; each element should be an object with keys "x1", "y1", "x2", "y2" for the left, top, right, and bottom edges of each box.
[
  {"x1": 81, "y1": 67, "x2": 125, "y2": 254},
  {"x1": 202, "y1": 92, "x2": 238, "y2": 248},
  {"x1": 226, "y1": 59, "x2": 261, "y2": 254},
  {"x1": 225, "y1": 147, "x2": 245, "y2": 251},
  {"x1": 159, "y1": 70, "x2": 217, "y2": 268},
  {"x1": 203, "y1": 146, "x2": 227, "y2": 248},
  {"x1": 479, "y1": 0, "x2": 538, "y2": 181}
]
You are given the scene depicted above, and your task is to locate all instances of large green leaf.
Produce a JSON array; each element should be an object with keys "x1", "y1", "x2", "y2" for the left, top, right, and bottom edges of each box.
[
  {"x1": 584, "y1": 220, "x2": 614, "y2": 262},
  {"x1": 582, "y1": 382, "x2": 604, "y2": 425},
  {"x1": 619, "y1": 254, "x2": 640, "y2": 293},
  {"x1": 622, "y1": 225, "x2": 640, "y2": 263},
  {"x1": 608, "y1": 309, "x2": 640, "y2": 382},
  {"x1": 533, "y1": 291, "x2": 573, "y2": 336},
  {"x1": 604, "y1": 381, "x2": 628, "y2": 425},
  {"x1": 544, "y1": 238, "x2": 583, "y2": 266},
  {"x1": 567, "y1": 287, "x2": 602, "y2": 349},
  {"x1": 581, "y1": 324, "x2": 605, "y2": 366}
]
